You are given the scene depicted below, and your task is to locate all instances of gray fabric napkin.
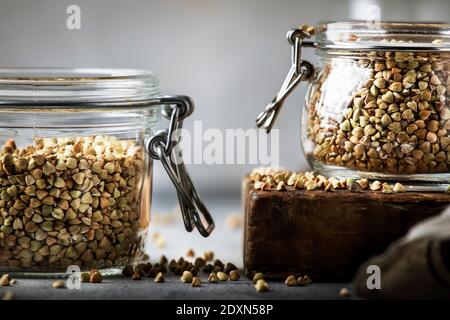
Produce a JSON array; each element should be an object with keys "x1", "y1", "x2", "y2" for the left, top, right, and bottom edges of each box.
[{"x1": 353, "y1": 207, "x2": 450, "y2": 299}]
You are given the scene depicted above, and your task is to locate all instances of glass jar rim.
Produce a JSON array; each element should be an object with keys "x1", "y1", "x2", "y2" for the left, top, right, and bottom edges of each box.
[
  {"x1": 0, "y1": 68, "x2": 161, "y2": 108},
  {"x1": 316, "y1": 21, "x2": 450, "y2": 52}
]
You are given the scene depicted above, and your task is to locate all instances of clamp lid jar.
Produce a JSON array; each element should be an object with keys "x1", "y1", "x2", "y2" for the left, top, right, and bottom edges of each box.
[
  {"x1": 0, "y1": 68, "x2": 214, "y2": 276},
  {"x1": 258, "y1": 22, "x2": 450, "y2": 189}
]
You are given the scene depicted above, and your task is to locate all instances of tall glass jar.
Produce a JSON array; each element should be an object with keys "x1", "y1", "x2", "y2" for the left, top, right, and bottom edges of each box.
[
  {"x1": 0, "y1": 69, "x2": 214, "y2": 276},
  {"x1": 258, "y1": 22, "x2": 450, "y2": 187}
]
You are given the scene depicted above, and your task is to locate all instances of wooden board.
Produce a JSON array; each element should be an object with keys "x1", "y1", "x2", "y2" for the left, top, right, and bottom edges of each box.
[{"x1": 243, "y1": 177, "x2": 449, "y2": 281}]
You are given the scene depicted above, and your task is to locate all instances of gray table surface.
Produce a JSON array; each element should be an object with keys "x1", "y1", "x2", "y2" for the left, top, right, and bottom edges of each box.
[
  {"x1": 1, "y1": 276, "x2": 352, "y2": 300},
  {"x1": 0, "y1": 195, "x2": 353, "y2": 300}
]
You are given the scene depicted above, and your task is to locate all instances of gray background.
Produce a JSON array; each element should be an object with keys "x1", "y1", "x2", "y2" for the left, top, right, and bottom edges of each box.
[
  {"x1": 0, "y1": 0, "x2": 449, "y2": 197},
  {"x1": 0, "y1": 2, "x2": 445, "y2": 298}
]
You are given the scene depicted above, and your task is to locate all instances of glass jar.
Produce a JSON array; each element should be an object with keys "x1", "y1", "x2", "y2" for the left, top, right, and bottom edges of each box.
[
  {"x1": 0, "y1": 68, "x2": 214, "y2": 276},
  {"x1": 258, "y1": 22, "x2": 450, "y2": 187}
]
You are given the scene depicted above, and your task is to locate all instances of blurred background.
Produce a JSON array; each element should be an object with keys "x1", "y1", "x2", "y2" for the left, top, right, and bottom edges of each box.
[
  {"x1": 1, "y1": 0, "x2": 450, "y2": 262},
  {"x1": 0, "y1": 0, "x2": 449, "y2": 200},
  {"x1": 0, "y1": 1, "x2": 447, "y2": 295}
]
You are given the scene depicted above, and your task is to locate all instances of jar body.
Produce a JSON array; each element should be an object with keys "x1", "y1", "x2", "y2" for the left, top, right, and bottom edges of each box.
[
  {"x1": 302, "y1": 50, "x2": 450, "y2": 182},
  {"x1": 0, "y1": 107, "x2": 159, "y2": 275}
]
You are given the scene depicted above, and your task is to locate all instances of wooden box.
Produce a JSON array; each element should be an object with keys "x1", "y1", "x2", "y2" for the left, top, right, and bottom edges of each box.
[{"x1": 243, "y1": 177, "x2": 449, "y2": 281}]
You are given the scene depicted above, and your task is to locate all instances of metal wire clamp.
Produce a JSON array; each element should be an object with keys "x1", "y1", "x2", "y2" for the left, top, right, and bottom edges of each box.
[
  {"x1": 147, "y1": 96, "x2": 215, "y2": 237},
  {"x1": 256, "y1": 28, "x2": 315, "y2": 133}
]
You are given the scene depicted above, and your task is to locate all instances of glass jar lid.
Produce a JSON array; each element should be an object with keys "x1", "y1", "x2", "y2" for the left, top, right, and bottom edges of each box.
[
  {"x1": 0, "y1": 68, "x2": 161, "y2": 107},
  {"x1": 315, "y1": 21, "x2": 450, "y2": 52}
]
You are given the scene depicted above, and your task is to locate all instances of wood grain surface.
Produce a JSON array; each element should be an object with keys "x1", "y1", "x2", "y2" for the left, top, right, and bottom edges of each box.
[{"x1": 243, "y1": 177, "x2": 449, "y2": 281}]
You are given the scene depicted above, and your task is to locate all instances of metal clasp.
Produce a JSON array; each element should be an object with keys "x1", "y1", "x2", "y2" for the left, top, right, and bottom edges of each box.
[
  {"x1": 147, "y1": 96, "x2": 215, "y2": 237},
  {"x1": 256, "y1": 28, "x2": 316, "y2": 133}
]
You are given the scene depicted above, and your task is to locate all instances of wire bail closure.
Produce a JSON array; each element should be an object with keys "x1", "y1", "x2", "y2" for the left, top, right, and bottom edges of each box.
[
  {"x1": 256, "y1": 28, "x2": 315, "y2": 133},
  {"x1": 147, "y1": 96, "x2": 215, "y2": 237}
]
